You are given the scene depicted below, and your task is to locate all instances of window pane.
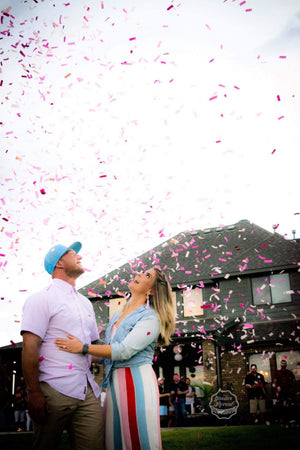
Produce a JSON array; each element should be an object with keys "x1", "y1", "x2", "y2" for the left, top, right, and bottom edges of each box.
[
  {"x1": 252, "y1": 277, "x2": 271, "y2": 305},
  {"x1": 187, "y1": 365, "x2": 204, "y2": 386},
  {"x1": 171, "y1": 291, "x2": 178, "y2": 320},
  {"x1": 276, "y1": 351, "x2": 300, "y2": 381},
  {"x1": 109, "y1": 297, "x2": 126, "y2": 320},
  {"x1": 270, "y1": 274, "x2": 292, "y2": 304},
  {"x1": 249, "y1": 354, "x2": 271, "y2": 382},
  {"x1": 173, "y1": 366, "x2": 180, "y2": 378},
  {"x1": 183, "y1": 288, "x2": 204, "y2": 317}
]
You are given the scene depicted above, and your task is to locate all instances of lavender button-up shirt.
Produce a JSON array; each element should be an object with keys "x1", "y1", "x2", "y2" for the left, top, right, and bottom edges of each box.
[{"x1": 21, "y1": 279, "x2": 101, "y2": 400}]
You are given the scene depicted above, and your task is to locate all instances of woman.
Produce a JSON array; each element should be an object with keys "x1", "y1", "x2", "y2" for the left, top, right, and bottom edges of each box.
[{"x1": 56, "y1": 267, "x2": 175, "y2": 450}]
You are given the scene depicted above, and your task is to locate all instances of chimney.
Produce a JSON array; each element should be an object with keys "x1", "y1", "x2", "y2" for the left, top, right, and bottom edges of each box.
[{"x1": 292, "y1": 230, "x2": 296, "y2": 239}]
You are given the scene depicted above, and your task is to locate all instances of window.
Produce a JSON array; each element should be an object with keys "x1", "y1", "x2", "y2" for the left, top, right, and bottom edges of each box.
[
  {"x1": 276, "y1": 351, "x2": 300, "y2": 381},
  {"x1": 183, "y1": 288, "x2": 204, "y2": 317},
  {"x1": 187, "y1": 365, "x2": 204, "y2": 386},
  {"x1": 171, "y1": 291, "x2": 178, "y2": 319},
  {"x1": 252, "y1": 273, "x2": 292, "y2": 305},
  {"x1": 109, "y1": 297, "x2": 127, "y2": 320},
  {"x1": 248, "y1": 354, "x2": 271, "y2": 382}
]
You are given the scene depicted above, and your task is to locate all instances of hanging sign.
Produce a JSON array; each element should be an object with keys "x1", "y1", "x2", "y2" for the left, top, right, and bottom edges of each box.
[{"x1": 209, "y1": 389, "x2": 239, "y2": 420}]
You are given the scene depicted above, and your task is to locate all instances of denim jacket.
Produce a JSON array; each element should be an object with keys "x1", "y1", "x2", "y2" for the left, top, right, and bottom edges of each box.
[{"x1": 101, "y1": 305, "x2": 160, "y2": 388}]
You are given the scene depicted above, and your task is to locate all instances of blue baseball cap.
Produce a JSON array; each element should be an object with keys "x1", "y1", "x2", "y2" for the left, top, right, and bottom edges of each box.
[{"x1": 44, "y1": 242, "x2": 82, "y2": 275}]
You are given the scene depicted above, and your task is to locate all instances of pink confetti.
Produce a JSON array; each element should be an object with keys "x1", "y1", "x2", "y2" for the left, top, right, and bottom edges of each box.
[
  {"x1": 40, "y1": 189, "x2": 46, "y2": 195},
  {"x1": 147, "y1": 332, "x2": 150, "y2": 335},
  {"x1": 167, "y1": 5, "x2": 174, "y2": 11},
  {"x1": 209, "y1": 95, "x2": 217, "y2": 101},
  {"x1": 271, "y1": 149, "x2": 276, "y2": 154},
  {"x1": 244, "y1": 323, "x2": 253, "y2": 329},
  {"x1": 277, "y1": 95, "x2": 281, "y2": 101},
  {"x1": 39, "y1": 356, "x2": 44, "y2": 362},
  {"x1": 129, "y1": 37, "x2": 136, "y2": 41},
  {"x1": 279, "y1": 56, "x2": 287, "y2": 59},
  {"x1": 278, "y1": 116, "x2": 284, "y2": 120},
  {"x1": 69, "y1": 364, "x2": 73, "y2": 370}
]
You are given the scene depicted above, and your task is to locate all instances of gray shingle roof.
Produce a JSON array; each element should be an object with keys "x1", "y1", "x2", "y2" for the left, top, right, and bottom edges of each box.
[{"x1": 79, "y1": 219, "x2": 300, "y2": 298}]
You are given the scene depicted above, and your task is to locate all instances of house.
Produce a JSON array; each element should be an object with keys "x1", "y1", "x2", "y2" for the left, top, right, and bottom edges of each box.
[{"x1": 80, "y1": 219, "x2": 300, "y2": 419}]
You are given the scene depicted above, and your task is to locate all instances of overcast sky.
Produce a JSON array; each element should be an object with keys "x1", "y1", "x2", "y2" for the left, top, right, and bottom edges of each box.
[{"x1": 1, "y1": 0, "x2": 300, "y2": 346}]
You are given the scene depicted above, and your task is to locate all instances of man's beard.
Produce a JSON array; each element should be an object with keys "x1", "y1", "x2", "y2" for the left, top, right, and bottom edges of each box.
[{"x1": 65, "y1": 266, "x2": 85, "y2": 278}]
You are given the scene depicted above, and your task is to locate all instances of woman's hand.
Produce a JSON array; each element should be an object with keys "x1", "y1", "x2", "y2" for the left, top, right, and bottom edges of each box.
[{"x1": 55, "y1": 335, "x2": 83, "y2": 354}]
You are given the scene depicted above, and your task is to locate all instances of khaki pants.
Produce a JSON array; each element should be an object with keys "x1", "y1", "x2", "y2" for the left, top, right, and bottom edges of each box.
[
  {"x1": 249, "y1": 398, "x2": 266, "y2": 414},
  {"x1": 33, "y1": 382, "x2": 103, "y2": 450}
]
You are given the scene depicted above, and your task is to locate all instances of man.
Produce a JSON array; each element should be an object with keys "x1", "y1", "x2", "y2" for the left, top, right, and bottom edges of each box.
[
  {"x1": 170, "y1": 374, "x2": 189, "y2": 426},
  {"x1": 158, "y1": 377, "x2": 170, "y2": 427},
  {"x1": 244, "y1": 363, "x2": 266, "y2": 424},
  {"x1": 272, "y1": 359, "x2": 296, "y2": 424},
  {"x1": 21, "y1": 242, "x2": 103, "y2": 449},
  {"x1": 185, "y1": 378, "x2": 196, "y2": 415}
]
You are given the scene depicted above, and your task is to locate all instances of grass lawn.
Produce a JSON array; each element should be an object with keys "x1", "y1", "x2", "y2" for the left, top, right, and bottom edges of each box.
[
  {"x1": 0, "y1": 425, "x2": 299, "y2": 449},
  {"x1": 161, "y1": 425, "x2": 299, "y2": 450}
]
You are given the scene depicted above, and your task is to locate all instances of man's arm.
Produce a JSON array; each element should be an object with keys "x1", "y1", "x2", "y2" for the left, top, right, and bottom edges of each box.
[
  {"x1": 186, "y1": 389, "x2": 195, "y2": 398},
  {"x1": 22, "y1": 332, "x2": 48, "y2": 423},
  {"x1": 177, "y1": 388, "x2": 189, "y2": 395}
]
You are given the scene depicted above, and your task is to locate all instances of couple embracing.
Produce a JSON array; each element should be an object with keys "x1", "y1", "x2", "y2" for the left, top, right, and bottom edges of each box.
[{"x1": 21, "y1": 241, "x2": 175, "y2": 450}]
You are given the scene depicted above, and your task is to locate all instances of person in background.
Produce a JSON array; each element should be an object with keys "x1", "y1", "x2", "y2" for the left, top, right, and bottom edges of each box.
[
  {"x1": 170, "y1": 374, "x2": 189, "y2": 426},
  {"x1": 0, "y1": 364, "x2": 11, "y2": 432},
  {"x1": 185, "y1": 378, "x2": 196, "y2": 415},
  {"x1": 21, "y1": 241, "x2": 103, "y2": 450},
  {"x1": 158, "y1": 377, "x2": 170, "y2": 427},
  {"x1": 272, "y1": 359, "x2": 296, "y2": 425},
  {"x1": 167, "y1": 393, "x2": 176, "y2": 427},
  {"x1": 244, "y1": 363, "x2": 266, "y2": 424},
  {"x1": 55, "y1": 267, "x2": 175, "y2": 450},
  {"x1": 13, "y1": 385, "x2": 26, "y2": 431}
]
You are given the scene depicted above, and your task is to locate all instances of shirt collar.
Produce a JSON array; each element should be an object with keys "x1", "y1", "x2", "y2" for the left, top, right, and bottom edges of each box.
[{"x1": 52, "y1": 278, "x2": 77, "y2": 294}]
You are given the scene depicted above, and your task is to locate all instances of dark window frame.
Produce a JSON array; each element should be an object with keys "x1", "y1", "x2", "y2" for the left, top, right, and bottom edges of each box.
[{"x1": 251, "y1": 273, "x2": 292, "y2": 306}]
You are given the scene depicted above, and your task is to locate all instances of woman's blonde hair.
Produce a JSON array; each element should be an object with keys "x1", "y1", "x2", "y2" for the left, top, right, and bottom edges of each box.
[{"x1": 150, "y1": 267, "x2": 175, "y2": 346}]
